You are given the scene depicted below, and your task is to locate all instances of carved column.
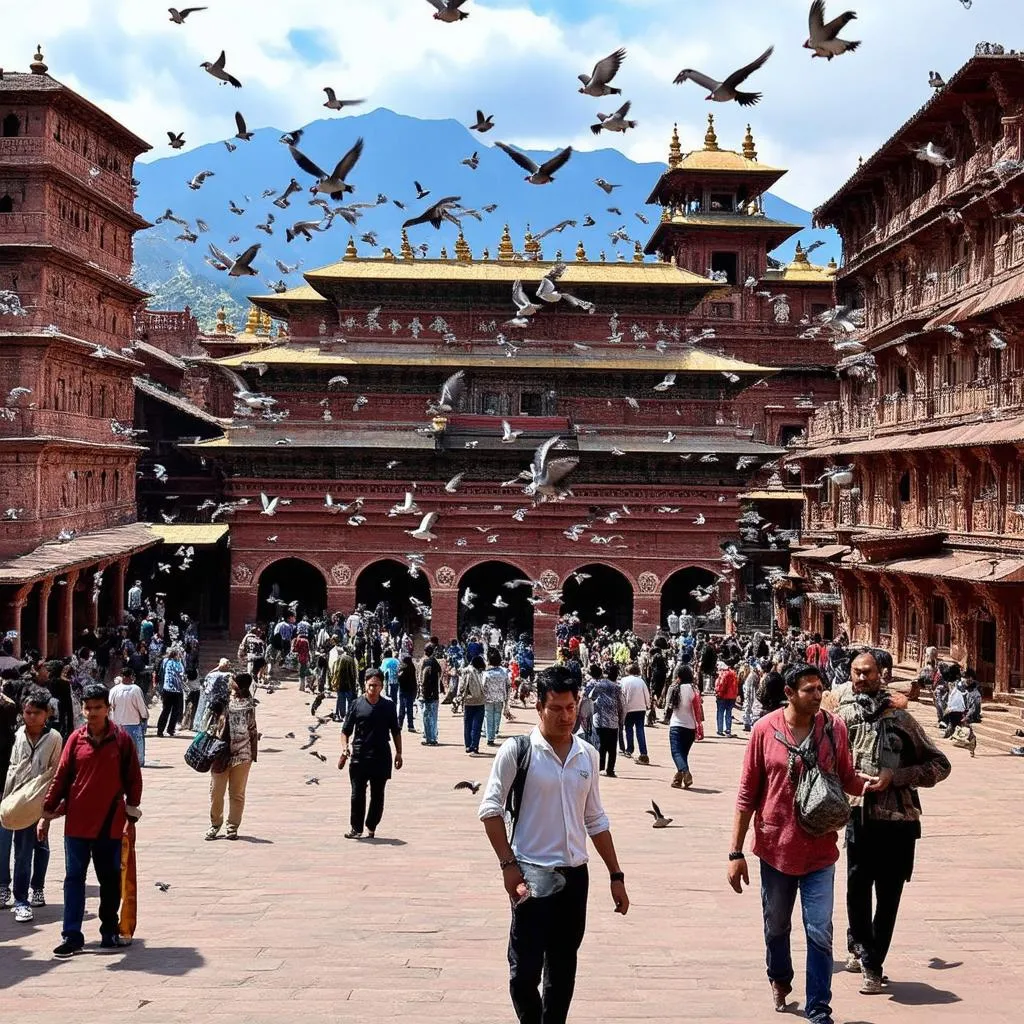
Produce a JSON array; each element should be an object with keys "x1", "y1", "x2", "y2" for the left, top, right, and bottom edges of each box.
[
  {"x1": 903, "y1": 577, "x2": 932, "y2": 662},
  {"x1": 113, "y1": 558, "x2": 128, "y2": 619},
  {"x1": 56, "y1": 569, "x2": 79, "y2": 658},
  {"x1": 633, "y1": 571, "x2": 661, "y2": 642},
  {"x1": 229, "y1": 558, "x2": 257, "y2": 640},
  {"x1": 3, "y1": 584, "x2": 32, "y2": 658},
  {"x1": 992, "y1": 595, "x2": 1011, "y2": 695},
  {"x1": 429, "y1": 566, "x2": 458, "y2": 654},
  {"x1": 37, "y1": 579, "x2": 53, "y2": 661},
  {"x1": 878, "y1": 576, "x2": 903, "y2": 662}
]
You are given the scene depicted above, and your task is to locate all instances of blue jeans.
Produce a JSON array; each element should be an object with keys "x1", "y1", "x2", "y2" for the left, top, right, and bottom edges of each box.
[
  {"x1": 336, "y1": 690, "x2": 356, "y2": 723},
  {"x1": 484, "y1": 701, "x2": 503, "y2": 743},
  {"x1": 399, "y1": 692, "x2": 416, "y2": 730},
  {"x1": 123, "y1": 723, "x2": 146, "y2": 767},
  {"x1": 624, "y1": 710, "x2": 648, "y2": 756},
  {"x1": 463, "y1": 704, "x2": 485, "y2": 752},
  {"x1": 669, "y1": 726, "x2": 696, "y2": 772},
  {"x1": 716, "y1": 697, "x2": 734, "y2": 735},
  {"x1": 63, "y1": 836, "x2": 122, "y2": 945},
  {"x1": 0, "y1": 824, "x2": 50, "y2": 906},
  {"x1": 386, "y1": 681, "x2": 399, "y2": 705},
  {"x1": 421, "y1": 700, "x2": 439, "y2": 743},
  {"x1": 760, "y1": 860, "x2": 835, "y2": 1024}
]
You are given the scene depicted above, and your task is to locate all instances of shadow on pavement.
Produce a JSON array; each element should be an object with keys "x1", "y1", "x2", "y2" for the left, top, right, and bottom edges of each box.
[
  {"x1": 884, "y1": 980, "x2": 961, "y2": 1005},
  {"x1": 103, "y1": 938, "x2": 205, "y2": 976}
]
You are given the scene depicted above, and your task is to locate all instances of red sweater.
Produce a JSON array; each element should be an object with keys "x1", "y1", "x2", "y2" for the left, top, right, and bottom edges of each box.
[
  {"x1": 735, "y1": 708, "x2": 864, "y2": 876},
  {"x1": 43, "y1": 723, "x2": 143, "y2": 840}
]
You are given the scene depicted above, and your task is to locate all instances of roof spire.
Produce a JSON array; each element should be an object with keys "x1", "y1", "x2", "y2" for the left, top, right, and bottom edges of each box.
[
  {"x1": 30, "y1": 45, "x2": 48, "y2": 75},
  {"x1": 498, "y1": 224, "x2": 514, "y2": 261},
  {"x1": 343, "y1": 236, "x2": 358, "y2": 261},
  {"x1": 575, "y1": 240, "x2": 587, "y2": 261},
  {"x1": 633, "y1": 240, "x2": 644, "y2": 263},
  {"x1": 440, "y1": 245, "x2": 449, "y2": 260},
  {"x1": 242, "y1": 304, "x2": 259, "y2": 335},
  {"x1": 742, "y1": 123, "x2": 757, "y2": 161},
  {"x1": 454, "y1": 230, "x2": 473, "y2": 262},
  {"x1": 214, "y1": 308, "x2": 228, "y2": 335},
  {"x1": 400, "y1": 228, "x2": 414, "y2": 260},
  {"x1": 792, "y1": 241, "x2": 810, "y2": 266},
  {"x1": 524, "y1": 224, "x2": 541, "y2": 261},
  {"x1": 703, "y1": 113, "x2": 719, "y2": 152},
  {"x1": 668, "y1": 122, "x2": 682, "y2": 169}
]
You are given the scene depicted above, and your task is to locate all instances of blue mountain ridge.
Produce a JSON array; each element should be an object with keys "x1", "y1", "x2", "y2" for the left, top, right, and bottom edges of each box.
[{"x1": 133, "y1": 107, "x2": 841, "y2": 314}]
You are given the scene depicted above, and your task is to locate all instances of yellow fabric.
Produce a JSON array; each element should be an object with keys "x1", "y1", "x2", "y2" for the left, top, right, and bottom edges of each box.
[{"x1": 119, "y1": 821, "x2": 137, "y2": 939}]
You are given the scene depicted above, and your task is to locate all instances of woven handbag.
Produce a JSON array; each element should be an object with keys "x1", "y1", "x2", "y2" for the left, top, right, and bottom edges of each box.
[{"x1": 183, "y1": 730, "x2": 227, "y2": 773}]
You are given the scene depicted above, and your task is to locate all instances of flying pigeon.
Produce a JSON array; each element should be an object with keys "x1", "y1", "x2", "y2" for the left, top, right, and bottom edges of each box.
[
  {"x1": 207, "y1": 242, "x2": 260, "y2": 277},
  {"x1": 674, "y1": 46, "x2": 774, "y2": 106},
  {"x1": 200, "y1": 51, "x2": 242, "y2": 88},
  {"x1": 495, "y1": 142, "x2": 573, "y2": 185},
  {"x1": 234, "y1": 111, "x2": 254, "y2": 141},
  {"x1": 501, "y1": 419, "x2": 522, "y2": 443},
  {"x1": 912, "y1": 141, "x2": 954, "y2": 168},
  {"x1": 594, "y1": 178, "x2": 620, "y2": 193},
  {"x1": 167, "y1": 131, "x2": 185, "y2": 149},
  {"x1": 406, "y1": 512, "x2": 439, "y2": 542},
  {"x1": 804, "y1": 2, "x2": 860, "y2": 59},
  {"x1": 187, "y1": 170, "x2": 214, "y2": 191},
  {"x1": 578, "y1": 48, "x2": 626, "y2": 96},
  {"x1": 591, "y1": 101, "x2": 637, "y2": 135},
  {"x1": 288, "y1": 137, "x2": 364, "y2": 198},
  {"x1": 470, "y1": 110, "x2": 494, "y2": 132},
  {"x1": 403, "y1": 196, "x2": 462, "y2": 230},
  {"x1": 646, "y1": 800, "x2": 673, "y2": 828},
  {"x1": 523, "y1": 435, "x2": 578, "y2": 501},
  {"x1": 435, "y1": 370, "x2": 465, "y2": 412},
  {"x1": 169, "y1": 7, "x2": 206, "y2": 23},
  {"x1": 323, "y1": 88, "x2": 365, "y2": 111},
  {"x1": 427, "y1": 0, "x2": 470, "y2": 22},
  {"x1": 462, "y1": 151, "x2": 479, "y2": 170},
  {"x1": 453, "y1": 780, "x2": 482, "y2": 793}
]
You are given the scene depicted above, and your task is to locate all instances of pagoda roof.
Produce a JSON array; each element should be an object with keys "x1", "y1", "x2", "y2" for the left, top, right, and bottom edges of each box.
[
  {"x1": 183, "y1": 427, "x2": 435, "y2": 452},
  {"x1": 644, "y1": 211, "x2": 801, "y2": 255},
  {"x1": 213, "y1": 344, "x2": 776, "y2": 376},
  {"x1": 133, "y1": 377, "x2": 228, "y2": 430},
  {"x1": 761, "y1": 244, "x2": 838, "y2": 285},
  {"x1": 577, "y1": 435, "x2": 784, "y2": 457},
  {"x1": 815, "y1": 50, "x2": 1024, "y2": 225},
  {"x1": 247, "y1": 284, "x2": 329, "y2": 318}
]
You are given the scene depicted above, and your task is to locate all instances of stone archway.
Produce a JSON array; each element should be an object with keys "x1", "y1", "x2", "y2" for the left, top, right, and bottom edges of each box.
[
  {"x1": 355, "y1": 558, "x2": 431, "y2": 635},
  {"x1": 560, "y1": 563, "x2": 633, "y2": 634},
  {"x1": 256, "y1": 557, "x2": 327, "y2": 622},
  {"x1": 457, "y1": 560, "x2": 534, "y2": 640},
  {"x1": 659, "y1": 566, "x2": 721, "y2": 627}
]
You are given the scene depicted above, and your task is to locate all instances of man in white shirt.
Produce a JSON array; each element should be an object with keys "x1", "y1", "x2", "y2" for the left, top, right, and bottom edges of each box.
[
  {"x1": 619, "y1": 663, "x2": 652, "y2": 764},
  {"x1": 107, "y1": 668, "x2": 149, "y2": 767},
  {"x1": 345, "y1": 609, "x2": 363, "y2": 640},
  {"x1": 478, "y1": 665, "x2": 629, "y2": 1024},
  {"x1": 667, "y1": 610, "x2": 680, "y2": 636}
]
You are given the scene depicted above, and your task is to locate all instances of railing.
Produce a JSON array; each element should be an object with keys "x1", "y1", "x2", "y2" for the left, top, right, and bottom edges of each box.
[{"x1": 0, "y1": 136, "x2": 136, "y2": 209}]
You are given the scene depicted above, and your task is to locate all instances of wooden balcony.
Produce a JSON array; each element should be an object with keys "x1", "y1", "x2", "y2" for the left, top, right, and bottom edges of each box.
[{"x1": 0, "y1": 211, "x2": 126, "y2": 277}]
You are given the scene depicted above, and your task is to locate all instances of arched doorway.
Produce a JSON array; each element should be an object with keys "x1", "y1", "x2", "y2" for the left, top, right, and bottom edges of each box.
[
  {"x1": 659, "y1": 566, "x2": 721, "y2": 629},
  {"x1": 256, "y1": 558, "x2": 327, "y2": 623},
  {"x1": 560, "y1": 563, "x2": 633, "y2": 634},
  {"x1": 457, "y1": 561, "x2": 534, "y2": 640},
  {"x1": 355, "y1": 559, "x2": 431, "y2": 636}
]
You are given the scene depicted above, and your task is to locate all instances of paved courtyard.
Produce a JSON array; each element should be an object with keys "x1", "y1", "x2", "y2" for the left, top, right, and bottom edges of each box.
[{"x1": 3, "y1": 674, "x2": 1023, "y2": 1024}]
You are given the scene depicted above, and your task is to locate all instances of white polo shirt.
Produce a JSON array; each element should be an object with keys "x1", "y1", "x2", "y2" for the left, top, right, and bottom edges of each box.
[{"x1": 478, "y1": 727, "x2": 609, "y2": 868}]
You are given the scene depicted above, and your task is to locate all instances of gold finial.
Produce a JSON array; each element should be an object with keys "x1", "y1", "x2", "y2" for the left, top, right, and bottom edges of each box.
[
  {"x1": 242, "y1": 305, "x2": 259, "y2": 335},
  {"x1": 215, "y1": 308, "x2": 228, "y2": 335},
  {"x1": 599, "y1": 250, "x2": 607, "y2": 262},
  {"x1": 400, "y1": 228, "x2": 414, "y2": 260},
  {"x1": 827, "y1": 256, "x2": 837, "y2": 269},
  {"x1": 704, "y1": 113, "x2": 719, "y2": 151},
  {"x1": 575, "y1": 240, "x2": 587, "y2": 261},
  {"x1": 381, "y1": 245, "x2": 396, "y2": 261},
  {"x1": 482, "y1": 247, "x2": 490, "y2": 260},
  {"x1": 792, "y1": 241, "x2": 810, "y2": 266},
  {"x1": 498, "y1": 224, "x2": 514, "y2": 261},
  {"x1": 633, "y1": 240, "x2": 644, "y2": 263},
  {"x1": 30, "y1": 45, "x2": 48, "y2": 75},
  {"x1": 454, "y1": 230, "x2": 472, "y2": 262},
  {"x1": 440, "y1": 245, "x2": 449, "y2": 260},
  {"x1": 742, "y1": 123, "x2": 757, "y2": 161},
  {"x1": 668, "y1": 122, "x2": 682, "y2": 169},
  {"x1": 524, "y1": 225, "x2": 541, "y2": 260},
  {"x1": 343, "y1": 236, "x2": 358, "y2": 261},
  {"x1": 258, "y1": 310, "x2": 272, "y2": 335}
]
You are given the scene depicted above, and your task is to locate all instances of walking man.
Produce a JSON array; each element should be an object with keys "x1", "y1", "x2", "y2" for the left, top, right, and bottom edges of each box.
[
  {"x1": 832, "y1": 650, "x2": 951, "y2": 994},
  {"x1": 333, "y1": 645, "x2": 358, "y2": 723},
  {"x1": 41, "y1": 683, "x2": 143, "y2": 957},
  {"x1": 338, "y1": 669, "x2": 402, "y2": 839},
  {"x1": 418, "y1": 643, "x2": 443, "y2": 746},
  {"x1": 478, "y1": 664, "x2": 629, "y2": 1024},
  {"x1": 728, "y1": 664, "x2": 867, "y2": 1024}
]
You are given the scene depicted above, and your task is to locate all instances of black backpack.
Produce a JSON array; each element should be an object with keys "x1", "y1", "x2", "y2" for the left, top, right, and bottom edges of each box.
[{"x1": 504, "y1": 734, "x2": 532, "y2": 841}]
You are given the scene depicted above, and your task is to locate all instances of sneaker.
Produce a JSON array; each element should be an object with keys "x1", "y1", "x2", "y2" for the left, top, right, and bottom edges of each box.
[
  {"x1": 53, "y1": 939, "x2": 84, "y2": 958},
  {"x1": 366, "y1": 830, "x2": 375, "y2": 839},
  {"x1": 13, "y1": 903, "x2": 33, "y2": 923},
  {"x1": 344, "y1": 829, "x2": 363, "y2": 839},
  {"x1": 0, "y1": 886, "x2": 11, "y2": 908},
  {"x1": 844, "y1": 954, "x2": 862, "y2": 973},
  {"x1": 100, "y1": 935, "x2": 129, "y2": 950},
  {"x1": 204, "y1": 826, "x2": 220, "y2": 841},
  {"x1": 670, "y1": 771, "x2": 683, "y2": 788},
  {"x1": 605, "y1": 770, "x2": 616, "y2": 778},
  {"x1": 30, "y1": 889, "x2": 45, "y2": 908},
  {"x1": 637, "y1": 754, "x2": 650, "y2": 765},
  {"x1": 421, "y1": 740, "x2": 430, "y2": 745},
  {"x1": 225, "y1": 829, "x2": 238, "y2": 841},
  {"x1": 1011, "y1": 746, "x2": 1024, "y2": 757},
  {"x1": 859, "y1": 969, "x2": 884, "y2": 995}
]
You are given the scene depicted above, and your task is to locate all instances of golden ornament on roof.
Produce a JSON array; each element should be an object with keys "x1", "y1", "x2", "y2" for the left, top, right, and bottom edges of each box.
[
  {"x1": 668, "y1": 123, "x2": 682, "y2": 169},
  {"x1": 704, "y1": 113, "x2": 719, "y2": 152},
  {"x1": 633, "y1": 240, "x2": 644, "y2": 263},
  {"x1": 400, "y1": 228, "x2": 414, "y2": 260},
  {"x1": 498, "y1": 224, "x2": 514, "y2": 261},
  {"x1": 575, "y1": 240, "x2": 587, "y2": 261},
  {"x1": 742, "y1": 124, "x2": 757, "y2": 161},
  {"x1": 454, "y1": 231, "x2": 473, "y2": 262}
]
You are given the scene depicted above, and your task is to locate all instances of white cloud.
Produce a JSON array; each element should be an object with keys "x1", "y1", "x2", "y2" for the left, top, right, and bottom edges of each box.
[{"x1": 4, "y1": 0, "x2": 1020, "y2": 208}]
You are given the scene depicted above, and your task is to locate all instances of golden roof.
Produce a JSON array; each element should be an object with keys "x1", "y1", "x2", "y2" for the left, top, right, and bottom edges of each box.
[
  {"x1": 672, "y1": 147, "x2": 784, "y2": 173},
  {"x1": 656, "y1": 211, "x2": 801, "y2": 230},
  {"x1": 247, "y1": 283, "x2": 328, "y2": 304},
  {"x1": 146, "y1": 523, "x2": 229, "y2": 545},
  {"x1": 761, "y1": 242, "x2": 838, "y2": 283},
  {"x1": 303, "y1": 256, "x2": 717, "y2": 289},
  {"x1": 215, "y1": 344, "x2": 776, "y2": 375}
]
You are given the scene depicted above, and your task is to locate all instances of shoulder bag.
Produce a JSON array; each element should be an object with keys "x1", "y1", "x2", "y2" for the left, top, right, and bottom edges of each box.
[{"x1": 774, "y1": 712, "x2": 851, "y2": 837}]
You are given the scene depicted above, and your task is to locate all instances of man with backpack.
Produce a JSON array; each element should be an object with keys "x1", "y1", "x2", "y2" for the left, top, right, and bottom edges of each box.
[{"x1": 478, "y1": 664, "x2": 629, "y2": 1024}]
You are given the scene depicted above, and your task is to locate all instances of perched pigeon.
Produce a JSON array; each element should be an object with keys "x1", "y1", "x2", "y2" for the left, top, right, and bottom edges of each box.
[
  {"x1": 804, "y1": 2, "x2": 860, "y2": 60},
  {"x1": 578, "y1": 48, "x2": 626, "y2": 97},
  {"x1": 929, "y1": 70, "x2": 946, "y2": 90},
  {"x1": 674, "y1": 46, "x2": 774, "y2": 106}
]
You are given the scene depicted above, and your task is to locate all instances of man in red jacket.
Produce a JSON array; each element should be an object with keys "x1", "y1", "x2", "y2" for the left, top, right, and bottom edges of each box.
[{"x1": 41, "y1": 682, "x2": 143, "y2": 958}]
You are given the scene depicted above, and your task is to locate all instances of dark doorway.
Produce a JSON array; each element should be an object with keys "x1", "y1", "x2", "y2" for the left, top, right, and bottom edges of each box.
[
  {"x1": 660, "y1": 566, "x2": 721, "y2": 628},
  {"x1": 457, "y1": 561, "x2": 534, "y2": 640},
  {"x1": 355, "y1": 558, "x2": 431, "y2": 636},
  {"x1": 256, "y1": 558, "x2": 327, "y2": 624},
  {"x1": 2, "y1": 114, "x2": 20, "y2": 138},
  {"x1": 823, "y1": 612, "x2": 835, "y2": 641},
  {"x1": 976, "y1": 611, "x2": 996, "y2": 688},
  {"x1": 19, "y1": 583, "x2": 42, "y2": 656},
  {"x1": 710, "y1": 250, "x2": 738, "y2": 284},
  {"x1": 560, "y1": 563, "x2": 633, "y2": 634},
  {"x1": 0, "y1": 194, "x2": 12, "y2": 214}
]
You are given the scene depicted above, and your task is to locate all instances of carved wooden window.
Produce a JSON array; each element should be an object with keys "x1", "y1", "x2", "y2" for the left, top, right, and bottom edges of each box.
[
  {"x1": 1, "y1": 113, "x2": 20, "y2": 138},
  {"x1": 519, "y1": 391, "x2": 543, "y2": 416},
  {"x1": 709, "y1": 302, "x2": 734, "y2": 318}
]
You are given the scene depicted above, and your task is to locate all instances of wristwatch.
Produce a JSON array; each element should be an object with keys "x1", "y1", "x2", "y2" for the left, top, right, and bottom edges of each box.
[
  {"x1": 728, "y1": 851, "x2": 746, "y2": 861},
  {"x1": 499, "y1": 856, "x2": 519, "y2": 871},
  {"x1": 610, "y1": 871, "x2": 625, "y2": 883}
]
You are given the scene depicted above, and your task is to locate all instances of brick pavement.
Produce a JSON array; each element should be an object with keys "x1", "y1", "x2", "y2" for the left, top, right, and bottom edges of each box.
[{"x1": 3, "y1": 671, "x2": 1023, "y2": 1024}]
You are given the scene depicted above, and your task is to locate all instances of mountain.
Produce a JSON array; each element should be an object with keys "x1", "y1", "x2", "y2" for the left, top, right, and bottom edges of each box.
[{"x1": 132, "y1": 108, "x2": 841, "y2": 329}]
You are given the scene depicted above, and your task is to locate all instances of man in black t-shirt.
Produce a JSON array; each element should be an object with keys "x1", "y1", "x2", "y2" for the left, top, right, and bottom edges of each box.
[
  {"x1": 339, "y1": 669, "x2": 403, "y2": 839},
  {"x1": 418, "y1": 644, "x2": 443, "y2": 746}
]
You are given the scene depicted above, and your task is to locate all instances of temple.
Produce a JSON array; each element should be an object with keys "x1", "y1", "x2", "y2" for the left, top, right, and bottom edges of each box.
[{"x1": 788, "y1": 48, "x2": 1024, "y2": 695}]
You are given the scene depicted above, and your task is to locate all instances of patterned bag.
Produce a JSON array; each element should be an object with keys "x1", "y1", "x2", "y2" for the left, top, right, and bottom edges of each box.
[
  {"x1": 774, "y1": 713, "x2": 851, "y2": 837},
  {"x1": 183, "y1": 730, "x2": 227, "y2": 773}
]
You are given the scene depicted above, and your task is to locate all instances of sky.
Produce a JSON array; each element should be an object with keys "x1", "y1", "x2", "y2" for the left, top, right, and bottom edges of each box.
[{"x1": 2, "y1": 0, "x2": 1019, "y2": 209}]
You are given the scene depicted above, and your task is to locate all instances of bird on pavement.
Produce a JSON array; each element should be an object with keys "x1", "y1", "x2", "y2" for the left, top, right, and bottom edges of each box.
[
  {"x1": 646, "y1": 801, "x2": 673, "y2": 828},
  {"x1": 578, "y1": 48, "x2": 626, "y2": 96},
  {"x1": 495, "y1": 142, "x2": 573, "y2": 185},
  {"x1": 804, "y1": 2, "x2": 860, "y2": 60},
  {"x1": 674, "y1": 45, "x2": 774, "y2": 106}
]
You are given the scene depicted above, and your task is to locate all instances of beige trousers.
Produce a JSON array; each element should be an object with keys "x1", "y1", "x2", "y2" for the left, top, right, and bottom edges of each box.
[{"x1": 210, "y1": 761, "x2": 252, "y2": 831}]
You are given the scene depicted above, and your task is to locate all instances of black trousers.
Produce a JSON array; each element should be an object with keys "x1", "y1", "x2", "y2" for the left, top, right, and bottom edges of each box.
[
  {"x1": 157, "y1": 691, "x2": 183, "y2": 736},
  {"x1": 349, "y1": 766, "x2": 388, "y2": 833},
  {"x1": 508, "y1": 864, "x2": 589, "y2": 1024},
  {"x1": 596, "y1": 728, "x2": 618, "y2": 774},
  {"x1": 846, "y1": 813, "x2": 918, "y2": 973}
]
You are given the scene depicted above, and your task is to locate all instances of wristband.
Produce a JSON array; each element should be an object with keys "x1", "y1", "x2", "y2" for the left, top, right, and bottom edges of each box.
[
  {"x1": 728, "y1": 851, "x2": 746, "y2": 861},
  {"x1": 609, "y1": 871, "x2": 625, "y2": 883},
  {"x1": 499, "y1": 857, "x2": 519, "y2": 871}
]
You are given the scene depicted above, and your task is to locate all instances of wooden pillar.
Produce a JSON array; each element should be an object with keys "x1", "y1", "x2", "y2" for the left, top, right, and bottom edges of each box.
[
  {"x1": 878, "y1": 577, "x2": 903, "y2": 662},
  {"x1": 3, "y1": 584, "x2": 32, "y2": 658},
  {"x1": 37, "y1": 579, "x2": 53, "y2": 660},
  {"x1": 113, "y1": 558, "x2": 128, "y2": 619},
  {"x1": 993, "y1": 596, "x2": 1011, "y2": 695},
  {"x1": 56, "y1": 569, "x2": 79, "y2": 657}
]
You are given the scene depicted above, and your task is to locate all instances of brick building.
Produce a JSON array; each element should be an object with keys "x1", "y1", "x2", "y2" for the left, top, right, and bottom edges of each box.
[{"x1": 789, "y1": 48, "x2": 1024, "y2": 695}]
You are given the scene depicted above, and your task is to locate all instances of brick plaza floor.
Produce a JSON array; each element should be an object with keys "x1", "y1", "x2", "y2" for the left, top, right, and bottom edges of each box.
[{"x1": 3, "y1": 676, "x2": 1022, "y2": 1023}]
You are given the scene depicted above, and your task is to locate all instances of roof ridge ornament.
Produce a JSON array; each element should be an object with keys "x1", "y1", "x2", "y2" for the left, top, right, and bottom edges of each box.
[
  {"x1": 742, "y1": 124, "x2": 757, "y2": 161},
  {"x1": 704, "y1": 113, "x2": 719, "y2": 152},
  {"x1": 30, "y1": 45, "x2": 48, "y2": 75},
  {"x1": 668, "y1": 122, "x2": 682, "y2": 168},
  {"x1": 498, "y1": 224, "x2": 515, "y2": 261},
  {"x1": 400, "y1": 228, "x2": 414, "y2": 260}
]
